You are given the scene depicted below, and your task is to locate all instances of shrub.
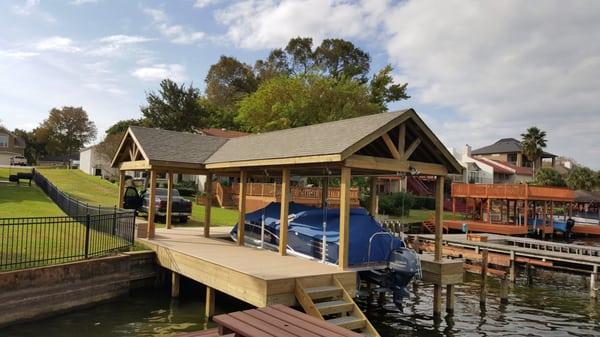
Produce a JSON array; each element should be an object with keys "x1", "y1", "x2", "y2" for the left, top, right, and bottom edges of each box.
[
  {"x1": 413, "y1": 196, "x2": 436, "y2": 210},
  {"x1": 378, "y1": 192, "x2": 415, "y2": 216},
  {"x1": 174, "y1": 180, "x2": 197, "y2": 197}
]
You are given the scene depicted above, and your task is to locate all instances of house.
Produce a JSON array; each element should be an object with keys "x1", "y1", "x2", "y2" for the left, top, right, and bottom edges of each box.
[
  {"x1": 450, "y1": 144, "x2": 533, "y2": 184},
  {"x1": 0, "y1": 126, "x2": 26, "y2": 165},
  {"x1": 471, "y1": 137, "x2": 556, "y2": 169},
  {"x1": 79, "y1": 145, "x2": 116, "y2": 178},
  {"x1": 38, "y1": 154, "x2": 80, "y2": 167}
]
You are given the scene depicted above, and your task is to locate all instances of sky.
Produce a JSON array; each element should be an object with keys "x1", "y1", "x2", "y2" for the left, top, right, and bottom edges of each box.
[{"x1": 0, "y1": 0, "x2": 598, "y2": 169}]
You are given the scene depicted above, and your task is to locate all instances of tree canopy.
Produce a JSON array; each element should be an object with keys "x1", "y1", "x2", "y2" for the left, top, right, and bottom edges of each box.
[
  {"x1": 521, "y1": 126, "x2": 547, "y2": 175},
  {"x1": 34, "y1": 106, "x2": 97, "y2": 159},
  {"x1": 236, "y1": 74, "x2": 379, "y2": 132},
  {"x1": 566, "y1": 166, "x2": 599, "y2": 191},
  {"x1": 533, "y1": 167, "x2": 566, "y2": 187},
  {"x1": 105, "y1": 118, "x2": 147, "y2": 136},
  {"x1": 141, "y1": 79, "x2": 207, "y2": 132}
]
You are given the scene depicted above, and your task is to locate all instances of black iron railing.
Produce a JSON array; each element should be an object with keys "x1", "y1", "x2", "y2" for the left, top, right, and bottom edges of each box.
[{"x1": 0, "y1": 171, "x2": 135, "y2": 271}]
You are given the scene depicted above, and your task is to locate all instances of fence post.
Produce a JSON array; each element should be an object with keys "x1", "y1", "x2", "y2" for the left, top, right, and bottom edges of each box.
[
  {"x1": 84, "y1": 213, "x2": 91, "y2": 259},
  {"x1": 112, "y1": 206, "x2": 117, "y2": 235}
]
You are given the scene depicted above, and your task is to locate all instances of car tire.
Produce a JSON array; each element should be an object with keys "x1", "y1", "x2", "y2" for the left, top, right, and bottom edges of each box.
[{"x1": 179, "y1": 216, "x2": 188, "y2": 224}]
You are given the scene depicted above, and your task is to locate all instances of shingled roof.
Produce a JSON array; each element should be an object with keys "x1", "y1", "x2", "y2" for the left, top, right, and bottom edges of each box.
[
  {"x1": 472, "y1": 138, "x2": 556, "y2": 157},
  {"x1": 128, "y1": 126, "x2": 228, "y2": 165},
  {"x1": 205, "y1": 110, "x2": 410, "y2": 164}
]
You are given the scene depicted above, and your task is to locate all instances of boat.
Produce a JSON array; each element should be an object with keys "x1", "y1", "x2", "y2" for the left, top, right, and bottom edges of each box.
[{"x1": 230, "y1": 202, "x2": 420, "y2": 308}]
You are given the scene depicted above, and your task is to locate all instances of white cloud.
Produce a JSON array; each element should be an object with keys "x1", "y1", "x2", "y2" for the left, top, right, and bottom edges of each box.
[
  {"x1": 99, "y1": 35, "x2": 153, "y2": 44},
  {"x1": 70, "y1": 0, "x2": 101, "y2": 5},
  {"x1": 214, "y1": 0, "x2": 387, "y2": 49},
  {"x1": 143, "y1": 7, "x2": 205, "y2": 44},
  {"x1": 36, "y1": 36, "x2": 80, "y2": 53},
  {"x1": 11, "y1": 0, "x2": 56, "y2": 23},
  {"x1": 382, "y1": 0, "x2": 600, "y2": 168},
  {"x1": 194, "y1": 0, "x2": 220, "y2": 8},
  {"x1": 0, "y1": 50, "x2": 39, "y2": 59},
  {"x1": 131, "y1": 64, "x2": 187, "y2": 82}
]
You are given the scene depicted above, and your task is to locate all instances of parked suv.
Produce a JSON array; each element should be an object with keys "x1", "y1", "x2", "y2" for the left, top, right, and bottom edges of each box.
[
  {"x1": 138, "y1": 188, "x2": 192, "y2": 223},
  {"x1": 10, "y1": 155, "x2": 27, "y2": 166}
]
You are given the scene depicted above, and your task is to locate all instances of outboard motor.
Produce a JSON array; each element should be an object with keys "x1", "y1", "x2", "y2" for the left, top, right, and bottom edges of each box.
[{"x1": 388, "y1": 248, "x2": 420, "y2": 308}]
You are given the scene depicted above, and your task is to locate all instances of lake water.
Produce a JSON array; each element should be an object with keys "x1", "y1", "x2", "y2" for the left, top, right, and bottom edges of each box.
[{"x1": 2, "y1": 268, "x2": 598, "y2": 337}]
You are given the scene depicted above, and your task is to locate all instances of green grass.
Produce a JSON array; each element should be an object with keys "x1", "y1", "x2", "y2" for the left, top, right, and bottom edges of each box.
[
  {"x1": 37, "y1": 168, "x2": 119, "y2": 206},
  {"x1": 0, "y1": 167, "x2": 33, "y2": 181},
  {"x1": 0, "y1": 184, "x2": 65, "y2": 217},
  {"x1": 384, "y1": 209, "x2": 462, "y2": 223},
  {"x1": 154, "y1": 202, "x2": 240, "y2": 228}
]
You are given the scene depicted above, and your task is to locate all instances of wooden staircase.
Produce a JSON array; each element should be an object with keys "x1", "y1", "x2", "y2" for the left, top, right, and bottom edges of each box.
[{"x1": 295, "y1": 276, "x2": 380, "y2": 337}]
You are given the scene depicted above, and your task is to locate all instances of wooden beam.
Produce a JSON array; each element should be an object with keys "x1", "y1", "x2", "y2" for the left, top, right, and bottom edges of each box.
[
  {"x1": 148, "y1": 170, "x2": 157, "y2": 239},
  {"x1": 205, "y1": 154, "x2": 342, "y2": 170},
  {"x1": 171, "y1": 271, "x2": 180, "y2": 298},
  {"x1": 339, "y1": 167, "x2": 351, "y2": 270},
  {"x1": 320, "y1": 176, "x2": 329, "y2": 209},
  {"x1": 119, "y1": 160, "x2": 151, "y2": 171},
  {"x1": 381, "y1": 133, "x2": 401, "y2": 159},
  {"x1": 344, "y1": 154, "x2": 448, "y2": 176},
  {"x1": 204, "y1": 173, "x2": 213, "y2": 238},
  {"x1": 238, "y1": 170, "x2": 247, "y2": 246},
  {"x1": 279, "y1": 168, "x2": 290, "y2": 256},
  {"x1": 118, "y1": 170, "x2": 125, "y2": 208},
  {"x1": 434, "y1": 176, "x2": 445, "y2": 262},
  {"x1": 166, "y1": 171, "x2": 173, "y2": 229},
  {"x1": 368, "y1": 177, "x2": 378, "y2": 216},
  {"x1": 398, "y1": 123, "x2": 406, "y2": 158},
  {"x1": 402, "y1": 138, "x2": 422, "y2": 161},
  {"x1": 205, "y1": 286, "x2": 215, "y2": 319}
]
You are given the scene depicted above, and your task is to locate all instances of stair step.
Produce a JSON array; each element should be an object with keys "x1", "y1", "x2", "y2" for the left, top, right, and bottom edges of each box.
[
  {"x1": 315, "y1": 300, "x2": 354, "y2": 315},
  {"x1": 326, "y1": 315, "x2": 367, "y2": 330},
  {"x1": 305, "y1": 286, "x2": 343, "y2": 300}
]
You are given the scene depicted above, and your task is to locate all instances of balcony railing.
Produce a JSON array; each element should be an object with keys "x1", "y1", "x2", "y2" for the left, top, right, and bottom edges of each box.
[{"x1": 451, "y1": 182, "x2": 575, "y2": 201}]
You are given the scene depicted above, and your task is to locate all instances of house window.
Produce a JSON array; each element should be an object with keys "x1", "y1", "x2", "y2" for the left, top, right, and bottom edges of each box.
[
  {"x1": 0, "y1": 135, "x2": 8, "y2": 147},
  {"x1": 507, "y1": 153, "x2": 517, "y2": 164}
]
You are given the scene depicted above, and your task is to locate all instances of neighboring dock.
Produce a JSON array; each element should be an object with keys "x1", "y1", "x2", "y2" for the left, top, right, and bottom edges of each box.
[{"x1": 413, "y1": 233, "x2": 600, "y2": 297}]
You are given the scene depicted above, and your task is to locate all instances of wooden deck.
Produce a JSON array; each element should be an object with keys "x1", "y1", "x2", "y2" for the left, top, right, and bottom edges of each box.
[
  {"x1": 444, "y1": 220, "x2": 553, "y2": 235},
  {"x1": 451, "y1": 183, "x2": 575, "y2": 201},
  {"x1": 573, "y1": 224, "x2": 600, "y2": 236},
  {"x1": 138, "y1": 227, "x2": 356, "y2": 308}
]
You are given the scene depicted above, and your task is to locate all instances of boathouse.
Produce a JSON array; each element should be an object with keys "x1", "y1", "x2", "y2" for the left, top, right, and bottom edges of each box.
[{"x1": 110, "y1": 109, "x2": 464, "y2": 335}]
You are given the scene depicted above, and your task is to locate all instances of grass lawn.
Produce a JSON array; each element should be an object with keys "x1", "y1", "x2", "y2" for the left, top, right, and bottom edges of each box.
[
  {"x1": 37, "y1": 168, "x2": 119, "y2": 206},
  {"x1": 384, "y1": 209, "x2": 462, "y2": 223},
  {"x1": 0, "y1": 183, "x2": 65, "y2": 217},
  {"x1": 154, "y1": 202, "x2": 239, "y2": 228},
  {"x1": 0, "y1": 167, "x2": 33, "y2": 181}
]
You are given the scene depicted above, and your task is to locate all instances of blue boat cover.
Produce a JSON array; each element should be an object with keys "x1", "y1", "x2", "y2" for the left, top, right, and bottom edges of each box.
[{"x1": 231, "y1": 202, "x2": 405, "y2": 266}]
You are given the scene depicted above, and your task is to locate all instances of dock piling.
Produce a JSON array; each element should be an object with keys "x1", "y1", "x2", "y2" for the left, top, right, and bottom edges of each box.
[
  {"x1": 205, "y1": 286, "x2": 215, "y2": 319},
  {"x1": 171, "y1": 272, "x2": 180, "y2": 298},
  {"x1": 591, "y1": 266, "x2": 598, "y2": 299},
  {"x1": 480, "y1": 249, "x2": 489, "y2": 305},
  {"x1": 509, "y1": 251, "x2": 516, "y2": 283},
  {"x1": 446, "y1": 284, "x2": 455, "y2": 314},
  {"x1": 500, "y1": 275, "x2": 509, "y2": 304},
  {"x1": 433, "y1": 284, "x2": 443, "y2": 317}
]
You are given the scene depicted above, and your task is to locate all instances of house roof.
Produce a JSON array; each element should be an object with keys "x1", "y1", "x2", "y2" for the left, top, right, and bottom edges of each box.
[
  {"x1": 475, "y1": 157, "x2": 514, "y2": 174},
  {"x1": 574, "y1": 190, "x2": 600, "y2": 203},
  {"x1": 197, "y1": 128, "x2": 249, "y2": 138},
  {"x1": 472, "y1": 137, "x2": 556, "y2": 158},
  {"x1": 205, "y1": 111, "x2": 410, "y2": 164},
  {"x1": 127, "y1": 126, "x2": 228, "y2": 165}
]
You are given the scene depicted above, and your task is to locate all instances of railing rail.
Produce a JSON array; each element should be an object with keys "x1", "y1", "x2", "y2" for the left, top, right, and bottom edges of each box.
[
  {"x1": 451, "y1": 182, "x2": 575, "y2": 201},
  {"x1": 0, "y1": 171, "x2": 135, "y2": 271}
]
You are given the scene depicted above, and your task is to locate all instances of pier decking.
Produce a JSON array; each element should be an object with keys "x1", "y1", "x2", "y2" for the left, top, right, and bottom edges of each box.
[{"x1": 138, "y1": 227, "x2": 356, "y2": 308}]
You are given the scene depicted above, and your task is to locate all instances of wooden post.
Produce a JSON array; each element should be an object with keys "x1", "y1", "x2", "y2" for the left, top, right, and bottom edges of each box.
[
  {"x1": 500, "y1": 275, "x2": 509, "y2": 304},
  {"x1": 568, "y1": 202, "x2": 573, "y2": 218},
  {"x1": 434, "y1": 176, "x2": 445, "y2": 261},
  {"x1": 446, "y1": 284, "x2": 455, "y2": 314},
  {"x1": 205, "y1": 286, "x2": 215, "y2": 319},
  {"x1": 171, "y1": 271, "x2": 180, "y2": 298},
  {"x1": 480, "y1": 249, "x2": 489, "y2": 304},
  {"x1": 166, "y1": 171, "x2": 174, "y2": 229},
  {"x1": 513, "y1": 200, "x2": 517, "y2": 224},
  {"x1": 368, "y1": 177, "x2": 378, "y2": 216},
  {"x1": 339, "y1": 167, "x2": 351, "y2": 269},
  {"x1": 279, "y1": 168, "x2": 290, "y2": 256},
  {"x1": 487, "y1": 198, "x2": 491, "y2": 223},
  {"x1": 433, "y1": 284, "x2": 443, "y2": 317},
  {"x1": 591, "y1": 265, "x2": 598, "y2": 299},
  {"x1": 523, "y1": 200, "x2": 528, "y2": 227},
  {"x1": 452, "y1": 197, "x2": 456, "y2": 217},
  {"x1": 509, "y1": 251, "x2": 516, "y2": 282},
  {"x1": 550, "y1": 201, "x2": 554, "y2": 237},
  {"x1": 237, "y1": 170, "x2": 247, "y2": 246},
  {"x1": 526, "y1": 263, "x2": 533, "y2": 286},
  {"x1": 118, "y1": 170, "x2": 125, "y2": 208},
  {"x1": 204, "y1": 173, "x2": 213, "y2": 238},
  {"x1": 147, "y1": 170, "x2": 157, "y2": 239},
  {"x1": 542, "y1": 201, "x2": 547, "y2": 239}
]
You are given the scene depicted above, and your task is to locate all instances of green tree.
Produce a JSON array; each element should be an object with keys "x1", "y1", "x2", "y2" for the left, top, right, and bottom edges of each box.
[
  {"x1": 35, "y1": 106, "x2": 97, "y2": 161},
  {"x1": 254, "y1": 48, "x2": 291, "y2": 82},
  {"x1": 141, "y1": 79, "x2": 207, "y2": 132},
  {"x1": 520, "y1": 126, "x2": 547, "y2": 175},
  {"x1": 205, "y1": 56, "x2": 258, "y2": 109},
  {"x1": 13, "y1": 128, "x2": 46, "y2": 165},
  {"x1": 105, "y1": 118, "x2": 147, "y2": 136},
  {"x1": 236, "y1": 74, "x2": 379, "y2": 132},
  {"x1": 534, "y1": 167, "x2": 566, "y2": 187},
  {"x1": 369, "y1": 65, "x2": 410, "y2": 111},
  {"x1": 566, "y1": 166, "x2": 598, "y2": 191},
  {"x1": 314, "y1": 38, "x2": 371, "y2": 82}
]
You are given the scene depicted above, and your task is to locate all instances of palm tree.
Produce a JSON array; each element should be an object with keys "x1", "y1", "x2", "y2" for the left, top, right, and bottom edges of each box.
[{"x1": 521, "y1": 127, "x2": 547, "y2": 176}]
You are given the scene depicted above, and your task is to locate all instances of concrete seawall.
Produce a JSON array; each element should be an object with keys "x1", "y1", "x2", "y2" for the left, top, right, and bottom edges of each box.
[{"x1": 0, "y1": 251, "x2": 157, "y2": 327}]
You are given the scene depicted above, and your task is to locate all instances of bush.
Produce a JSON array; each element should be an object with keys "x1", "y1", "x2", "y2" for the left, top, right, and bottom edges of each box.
[
  {"x1": 378, "y1": 192, "x2": 416, "y2": 216},
  {"x1": 174, "y1": 180, "x2": 197, "y2": 197},
  {"x1": 413, "y1": 196, "x2": 436, "y2": 210}
]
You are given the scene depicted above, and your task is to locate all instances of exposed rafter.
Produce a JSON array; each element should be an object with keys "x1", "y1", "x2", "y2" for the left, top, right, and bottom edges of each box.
[
  {"x1": 381, "y1": 133, "x2": 401, "y2": 159},
  {"x1": 402, "y1": 138, "x2": 422, "y2": 161}
]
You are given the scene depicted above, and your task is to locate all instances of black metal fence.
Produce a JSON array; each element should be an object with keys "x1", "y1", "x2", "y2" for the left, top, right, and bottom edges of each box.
[{"x1": 0, "y1": 172, "x2": 135, "y2": 271}]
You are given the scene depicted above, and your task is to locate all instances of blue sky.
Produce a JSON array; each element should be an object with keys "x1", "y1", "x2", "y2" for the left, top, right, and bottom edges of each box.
[{"x1": 1, "y1": 0, "x2": 599, "y2": 168}]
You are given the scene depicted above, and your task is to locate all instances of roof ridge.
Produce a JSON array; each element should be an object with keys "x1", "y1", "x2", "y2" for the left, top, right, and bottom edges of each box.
[{"x1": 129, "y1": 125, "x2": 231, "y2": 142}]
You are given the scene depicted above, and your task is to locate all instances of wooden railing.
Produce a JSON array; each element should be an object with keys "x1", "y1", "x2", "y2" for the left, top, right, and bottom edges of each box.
[
  {"x1": 226, "y1": 182, "x2": 360, "y2": 206},
  {"x1": 451, "y1": 182, "x2": 575, "y2": 201}
]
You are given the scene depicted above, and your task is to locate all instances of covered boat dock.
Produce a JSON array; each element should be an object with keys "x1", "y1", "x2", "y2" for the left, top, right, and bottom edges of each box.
[{"x1": 111, "y1": 109, "x2": 465, "y2": 335}]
